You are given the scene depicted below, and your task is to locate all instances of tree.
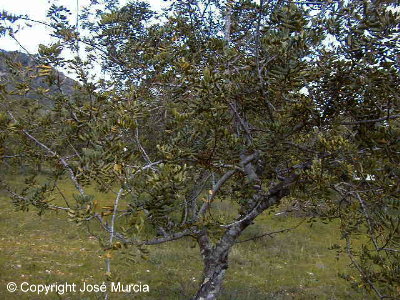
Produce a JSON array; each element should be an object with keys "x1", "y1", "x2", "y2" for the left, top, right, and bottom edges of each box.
[{"x1": 1, "y1": 0, "x2": 399, "y2": 299}]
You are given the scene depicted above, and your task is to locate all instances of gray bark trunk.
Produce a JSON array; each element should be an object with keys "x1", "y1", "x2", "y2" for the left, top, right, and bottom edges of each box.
[
  {"x1": 192, "y1": 247, "x2": 230, "y2": 300},
  {"x1": 191, "y1": 162, "x2": 295, "y2": 299},
  {"x1": 192, "y1": 216, "x2": 256, "y2": 299}
]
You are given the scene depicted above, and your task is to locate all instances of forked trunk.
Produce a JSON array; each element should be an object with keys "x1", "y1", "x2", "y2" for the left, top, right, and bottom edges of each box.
[{"x1": 191, "y1": 182, "x2": 289, "y2": 299}]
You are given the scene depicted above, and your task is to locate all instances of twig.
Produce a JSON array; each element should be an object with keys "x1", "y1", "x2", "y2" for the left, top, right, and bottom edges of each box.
[
  {"x1": 105, "y1": 187, "x2": 124, "y2": 275},
  {"x1": 135, "y1": 124, "x2": 156, "y2": 169},
  {"x1": 353, "y1": 192, "x2": 379, "y2": 251},
  {"x1": 236, "y1": 219, "x2": 305, "y2": 243},
  {"x1": 345, "y1": 235, "x2": 385, "y2": 299},
  {"x1": 228, "y1": 101, "x2": 253, "y2": 143},
  {"x1": 54, "y1": 183, "x2": 71, "y2": 208}
]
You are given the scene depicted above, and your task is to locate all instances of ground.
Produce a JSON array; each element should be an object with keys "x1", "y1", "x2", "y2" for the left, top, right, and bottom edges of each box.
[{"x1": 0, "y1": 175, "x2": 368, "y2": 299}]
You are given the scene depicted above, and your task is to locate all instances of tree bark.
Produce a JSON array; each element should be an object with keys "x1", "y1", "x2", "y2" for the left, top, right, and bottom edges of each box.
[
  {"x1": 192, "y1": 219, "x2": 252, "y2": 300},
  {"x1": 192, "y1": 247, "x2": 230, "y2": 300},
  {"x1": 192, "y1": 176, "x2": 295, "y2": 299}
]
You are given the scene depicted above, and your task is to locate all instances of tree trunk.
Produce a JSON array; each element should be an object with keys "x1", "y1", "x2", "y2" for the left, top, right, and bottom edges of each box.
[
  {"x1": 192, "y1": 247, "x2": 230, "y2": 300},
  {"x1": 191, "y1": 178, "x2": 292, "y2": 299}
]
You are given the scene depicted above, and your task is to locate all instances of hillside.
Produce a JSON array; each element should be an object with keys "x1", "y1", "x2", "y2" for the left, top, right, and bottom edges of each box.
[{"x1": 0, "y1": 49, "x2": 77, "y2": 105}]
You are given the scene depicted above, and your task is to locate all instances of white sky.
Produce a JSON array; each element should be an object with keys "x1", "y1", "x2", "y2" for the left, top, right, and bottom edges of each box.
[{"x1": 0, "y1": 0, "x2": 166, "y2": 53}]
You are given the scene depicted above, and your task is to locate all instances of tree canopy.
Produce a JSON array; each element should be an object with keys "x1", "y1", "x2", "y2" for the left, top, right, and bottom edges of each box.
[{"x1": 0, "y1": 1, "x2": 399, "y2": 299}]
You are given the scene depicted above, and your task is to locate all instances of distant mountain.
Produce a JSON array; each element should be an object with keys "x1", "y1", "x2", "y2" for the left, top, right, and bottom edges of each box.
[{"x1": 0, "y1": 49, "x2": 77, "y2": 105}]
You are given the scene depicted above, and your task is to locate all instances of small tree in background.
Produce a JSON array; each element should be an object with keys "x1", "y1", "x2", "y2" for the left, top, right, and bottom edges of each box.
[{"x1": 1, "y1": 1, "x2": 399, "y2": 299}]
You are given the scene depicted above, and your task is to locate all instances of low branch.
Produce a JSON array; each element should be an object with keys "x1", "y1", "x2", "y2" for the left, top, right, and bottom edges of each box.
[
  {"x1": 141, "y1": 229, "x2": 194, "y2": 246},
  {"x1": 345, "y1": 236, "x2": 385, "y2": 299},
  {"x1": 0, "y1": 155, "x2": 24, "y2": 159},
  {"x1": 48, "y1": 205, "x2": 70, "y2": 211},
  {"x1": 7, "y1": 111, "x2": 85, "y2": 196},
  {"x1": 130, "y1": 160, "x2": 163, "y2": 176},
  {"x1": 196, "y1": 169, "x2": 235, "y2": 219},
  {"x1": 106, "y1": 187, "x2": 124, "y2": 274},
  {"x1": 220, "y1": 173, "x2": 298, "y2": 229},
  {"x1": 26, "y1": 131, "x2": 85, "y2": 195},
  {"x1": 109, "y1": 188, "x2": 124, "y2": 245},
  {"x1": 340, "y1": 114, "x2": 400, "y2": 125},
  {"x1": 236, "y1": 219, "x2": 305, "y2": 243},
  {"x1": 135, "y1": 124, "x2": 155, "y2": 169},
  {"x1": 5, "y1": 187, "x2": 69, "y2": 211},
  {"x1": 353, "y1": 192, "x2": 379, "y2": 251},
  {"x1": 228, "y1": 101, "x2": 253, "y2": 143},
  {"x1": 196, "y1": 152, "x2": 259, "y2": 219},
  {"x1": 188, "y1": 171, "x2": 211, "y2": 223},
  {"x1": 93, "y1": 212, "x2": 194, "y2": 246}
]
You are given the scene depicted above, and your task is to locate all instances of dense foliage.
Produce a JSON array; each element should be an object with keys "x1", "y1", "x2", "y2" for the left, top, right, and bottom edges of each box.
[{"x1": 1, "y1": 1, "x2": 399, "y2": 299}]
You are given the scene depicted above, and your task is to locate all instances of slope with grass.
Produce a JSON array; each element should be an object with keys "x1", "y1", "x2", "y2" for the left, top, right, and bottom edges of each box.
[{"x1": 0, "y1": 175, "x2": 368, "y2": 299}]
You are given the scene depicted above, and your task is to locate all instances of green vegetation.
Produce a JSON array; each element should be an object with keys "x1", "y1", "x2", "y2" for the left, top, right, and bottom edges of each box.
[
  {"x1": 0, "y1": 176, "x2": 367, "y2": 299},
  {"x1": 1, "y1": 0, "x2": 399, "y2": 299}
]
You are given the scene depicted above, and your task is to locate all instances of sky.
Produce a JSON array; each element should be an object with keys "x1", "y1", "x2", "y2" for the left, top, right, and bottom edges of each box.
[
  {"x1": 0, "y1": 0, "x2": 166, "y2": 53},
  {"x1": 0, "y1": 0, "x2": 167, "y2": 80}
]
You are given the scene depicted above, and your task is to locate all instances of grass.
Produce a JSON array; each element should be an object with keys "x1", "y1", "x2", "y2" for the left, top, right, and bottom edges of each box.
[{"x1": 0, "y1": 175, "x2": 369, "y2": 299}]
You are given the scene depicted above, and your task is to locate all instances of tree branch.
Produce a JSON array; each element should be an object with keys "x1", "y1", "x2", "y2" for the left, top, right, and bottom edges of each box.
[
  {"x1": 345, "y1": 235, "x2": 385, "y2": 299},
  {"x1": 106, "y1": 187, "x2": 124, "y2": 274},
  {"x1": 196, "y1": 152, "x2": 259, "y2": 219},
  {"x1": 8, "y1": 111, "x2": 85, "y2": 196},
  {"x1": 224, "y1": 1, "x2": 232, "y2": 44},
  {"x1": 236, "y1": 219, "x2": 305, "y2": 243},
  {"x1": 340, "y1": 114, "x2": 400, "y2": 125}
]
